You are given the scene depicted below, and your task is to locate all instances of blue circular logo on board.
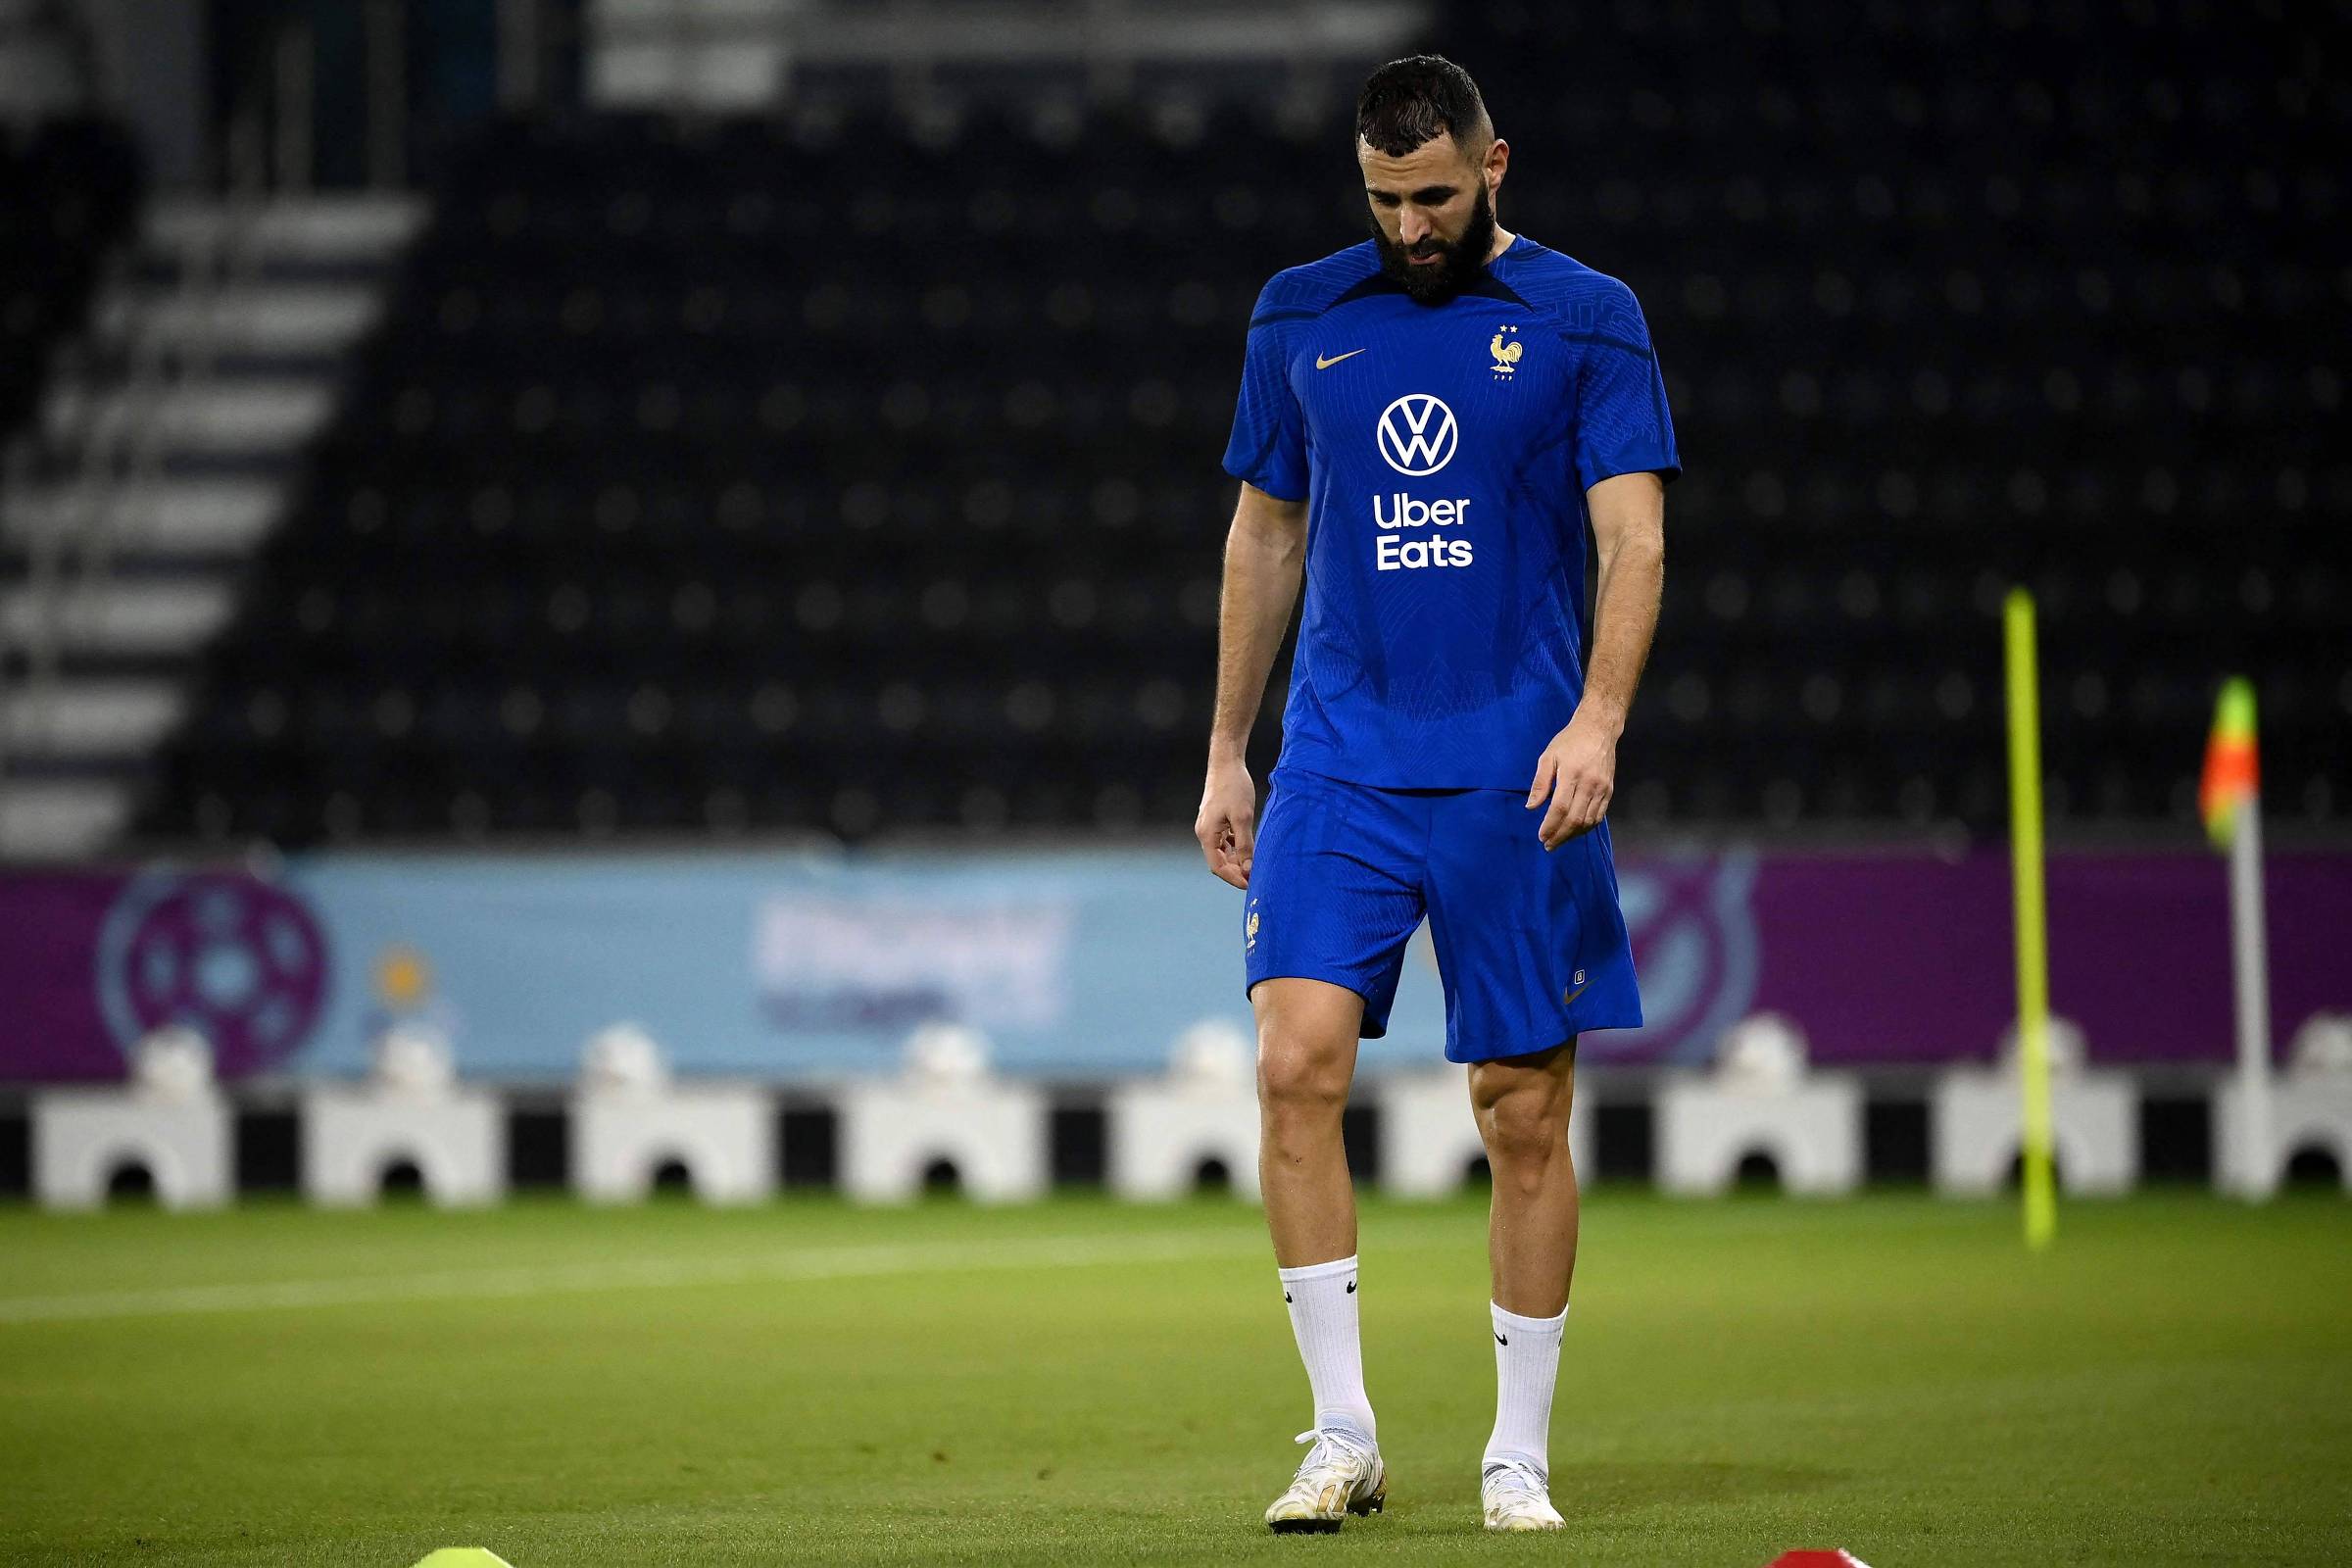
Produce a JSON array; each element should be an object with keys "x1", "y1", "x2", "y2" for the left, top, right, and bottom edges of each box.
[
  {"x1": 1589, "y1": 854, "x2": 1761, "y2": 1066},
  {"x1": 94, "y1": 869, "x2": 330, "y2": 1075}
]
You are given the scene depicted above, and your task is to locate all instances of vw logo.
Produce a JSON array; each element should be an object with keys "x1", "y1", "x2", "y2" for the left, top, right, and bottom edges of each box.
[{"x1": 1375, "y1": 393, "x2": 1458, "y2": 476}]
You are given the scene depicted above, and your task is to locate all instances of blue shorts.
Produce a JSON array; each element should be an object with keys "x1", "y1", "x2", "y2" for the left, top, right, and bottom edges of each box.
[{"x1": 1243, "y1": 765, "x2": 1642, "y2": 1063}]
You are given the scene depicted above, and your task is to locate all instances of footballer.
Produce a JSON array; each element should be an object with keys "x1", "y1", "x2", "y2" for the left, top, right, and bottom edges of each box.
[{"x1": 1194, "y1": 54, "x2": 1680, "y2": 1535}]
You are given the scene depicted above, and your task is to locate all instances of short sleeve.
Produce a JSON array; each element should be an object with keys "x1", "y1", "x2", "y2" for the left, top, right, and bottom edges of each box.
[
  {"x1": 1572, "y1": 280, "x2": 1681, "y2": 492},
  {"x1": 1220, "y1": 284, "x2": 1310, "y2": 502}
]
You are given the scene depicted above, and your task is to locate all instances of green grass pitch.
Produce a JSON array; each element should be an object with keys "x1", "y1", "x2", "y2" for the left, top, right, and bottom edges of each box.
[{"x1": 2, "y1": 1189, "x2": 2347, "y2": 1565}]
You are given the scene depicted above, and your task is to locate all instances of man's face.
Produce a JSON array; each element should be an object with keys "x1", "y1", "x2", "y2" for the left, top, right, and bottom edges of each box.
[{"x1": 1359, "y1": 131, "x2": 1502, "y2": 303}]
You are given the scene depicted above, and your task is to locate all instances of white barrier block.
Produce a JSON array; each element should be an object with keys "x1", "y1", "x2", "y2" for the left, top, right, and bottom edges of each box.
[
  {"x1": 570, "y1": 1084, "x2": 775, "y2": 1204},
  {"x1": 1931, "y1": 1068, "x2": 2138, "y2": 1196},
  {"x1": 837, "y1": 1079, "x2": 1048, "y2": 1203},
  {"x1": 300, "y1": 1086, "x2": 506, "y2": 1206},
  {"x1": 1377, "y1": 1069, "x2": 1595, "y2": 1199},
  {"x1": 32, "y1": 1089, "x2": 233, "y2": 1210},
  {"x1": 1656, "y1": 1073, "x2": 1864, "y2": 1197},
  {"x1": 1105, "y1": 1080, "x2": 1261, "y2": 1200},
  {"x1": 2216, "y1": 1072, "x2": 2352, "y2": 1194}
]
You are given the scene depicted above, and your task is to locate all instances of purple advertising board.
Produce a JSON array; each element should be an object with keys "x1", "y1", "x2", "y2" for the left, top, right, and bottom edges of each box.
[
  {"x1": 1737, "y1": 851, "x2": 2347, "y2": 1064},
  {"x1": 0, "y1": 848, "x2": 2345, "y2": 1083}
]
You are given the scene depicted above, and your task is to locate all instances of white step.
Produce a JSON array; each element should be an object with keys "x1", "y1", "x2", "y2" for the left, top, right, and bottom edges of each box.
[
  {"x1": 0, "y1": 580, "x2": 235, "y2": 656},
  {"x1": 4, "y1": 681, "x2": 185, "y2": 757},
  {"x1": 0, "y1": 781, "x2": 132, "y2": 858},
  {"x1": 95, "y1": 284, "x2": 383, "y2": 357},
  {"x1": 146, "y1": 195, "x2": 428, "y2": 264},
  {"x1": 42, "y1": 379, "x2": 334, "y2": 456},
  {"x1": 1, "y1": 477, "x2": 281, "y2": 553}
]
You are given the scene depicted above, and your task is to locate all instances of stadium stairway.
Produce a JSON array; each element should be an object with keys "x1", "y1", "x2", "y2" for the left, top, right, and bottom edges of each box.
[{"x1": 0, "y1": 193, "x2": 423, "y2": 858}]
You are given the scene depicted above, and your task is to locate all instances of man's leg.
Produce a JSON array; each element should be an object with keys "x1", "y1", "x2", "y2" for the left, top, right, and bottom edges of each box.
[
  {"x1": 1241, "y1": 772, "x2": 1424, "y2": 1530},
  {"x1": 1469, "y1": 1041, "x2": 1580, "y2": 1315},
  {"x1": 1254, "y1": 976, "x2": 1376, "y2": 1446},
  {"x1": 1251, "y1": 976, "x2": 1387, "y2": 1531},
  {"x1": 1255, "y1": 976, "x2": 1364, "y2": 1266},
  {"x1": 1468, "y1": 1042, "x2": 1578, "y2": 1498}
]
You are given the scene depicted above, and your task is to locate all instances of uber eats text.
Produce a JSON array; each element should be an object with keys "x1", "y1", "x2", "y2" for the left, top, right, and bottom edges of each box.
[{"x1": 1373, "y1": 493, "x2": 1474, "y2": 570}]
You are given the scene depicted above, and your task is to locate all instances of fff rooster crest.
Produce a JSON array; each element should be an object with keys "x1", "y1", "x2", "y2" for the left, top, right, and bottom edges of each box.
[{"x1": 1490, "y1": 322, "x2": 1525, "y2": 376}]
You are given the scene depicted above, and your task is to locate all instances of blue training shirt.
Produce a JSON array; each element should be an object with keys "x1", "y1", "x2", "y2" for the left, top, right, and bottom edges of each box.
[{"x1": 1221, "y1": 236, "x2": 1681, "y2": 790}]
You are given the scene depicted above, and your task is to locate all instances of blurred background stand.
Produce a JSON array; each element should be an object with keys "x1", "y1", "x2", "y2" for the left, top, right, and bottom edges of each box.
[
  {"x1": 1105, "y1": 1018, "x2": 1261, "y2": 1201},
  {"x1": 1933, "y1": 1017, "x2": 2138, "y2": 1199},
  {"x1": 0, "y1": 0, "x2": 2342, "y2": 1212},
  {"x1": 1657, "y1": 1014, "x2": 1863, "y2": 1198},
  {"x1": 2216, "y1": 1014, "x2": 2352, "y2": 1198},
  {"x1": 569, "y1": 1021, "x2": 776, "y2": 1204},
  {"x1": 299, "y1": 1021, "x2": 506, "y2": 1205},
  {"x1": 839, "y1": 1022, "x2": 1048, "y2": 1203},
  {"x1": 31, "y1": 1024, "x2": 232, "y2": 1209}
]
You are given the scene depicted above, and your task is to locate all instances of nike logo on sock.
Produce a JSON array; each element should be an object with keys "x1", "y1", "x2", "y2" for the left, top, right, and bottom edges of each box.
[
  {"x1": 1284, "y1": 1292, "x2": 1292, "y2": 1303},
  {"x1": 1496, "y1": 1332, "x2": 1509, "y2": 1346},
  {"x1": 1347, "y1": 1280, "x2": 1356, "y2": 1294}
]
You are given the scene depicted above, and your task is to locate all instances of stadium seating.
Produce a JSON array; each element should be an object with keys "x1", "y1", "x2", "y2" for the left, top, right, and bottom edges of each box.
[
  {"x1": 0, "y1": 117, "x2": 138, "y2": 455},
  {"x1": 132, "y1": 2, "x2": 2349, "y2": 845}
]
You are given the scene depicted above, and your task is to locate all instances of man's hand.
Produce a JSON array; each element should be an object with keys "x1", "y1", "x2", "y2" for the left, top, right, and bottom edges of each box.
[
  {"x1": 1525, "y1": 706, "x2": 1621, "y2": 850},
  {"x1": 1197, "y1": 483, "x2": 1303, "y2": 890},
  {"x1": 1196, "y1": 756, "x2": 1258, "y2": 888}
]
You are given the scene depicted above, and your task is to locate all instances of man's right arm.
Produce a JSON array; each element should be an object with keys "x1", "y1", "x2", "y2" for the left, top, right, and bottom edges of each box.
[{"x1": 1195, "y1": 480, "x2": 1309, "y2": 889}]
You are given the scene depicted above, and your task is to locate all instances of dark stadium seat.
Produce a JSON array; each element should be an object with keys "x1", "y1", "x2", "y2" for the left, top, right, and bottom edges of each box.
[{"x1": 0, "y1": 119, "x2": 140, "y2": 454}]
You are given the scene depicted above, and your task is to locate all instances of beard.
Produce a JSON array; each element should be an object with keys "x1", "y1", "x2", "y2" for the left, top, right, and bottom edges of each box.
[{"x1": 1371, "y1": 180, "x2": 1497, "y2": 304}]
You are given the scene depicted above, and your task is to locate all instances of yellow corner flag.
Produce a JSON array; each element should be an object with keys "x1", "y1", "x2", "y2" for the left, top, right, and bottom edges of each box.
[
  {"x1": 2200, "y1": 677, "x2": 2259, "y2": 850},
  {"x1": 2202, "y1": 674, "x2": 2278, "y2": 1197}
]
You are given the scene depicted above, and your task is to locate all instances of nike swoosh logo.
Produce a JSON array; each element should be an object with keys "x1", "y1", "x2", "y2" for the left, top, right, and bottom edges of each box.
[
  {"x1": 1314, "y1": 349, "x2": 1366, "y2": 369},
  {"x1": 1495, "y1": 1332, "x2": 1509, "y2": 1347},
  {"x1": 1562, "y1": 984, "x2": 1588, "y2": 1006}
]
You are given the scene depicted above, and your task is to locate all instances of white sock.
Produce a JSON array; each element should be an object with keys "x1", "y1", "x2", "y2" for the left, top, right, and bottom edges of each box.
[
  {"x1": 1484, "y1": 1300, "x2": 1569, "y2": 1475},
  {"x1": 1278, "y1": 1254, "x2": 1375, "y2": 1444}
]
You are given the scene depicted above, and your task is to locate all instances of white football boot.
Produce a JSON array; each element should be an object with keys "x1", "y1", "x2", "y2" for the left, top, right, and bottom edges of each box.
[
  {"x1": 1263, "y1": 1427, "x2": 1386, "y2": 1534},
  {"x1": 1482, "y1": 1457, "x2": 1565, "y2": 1532}
]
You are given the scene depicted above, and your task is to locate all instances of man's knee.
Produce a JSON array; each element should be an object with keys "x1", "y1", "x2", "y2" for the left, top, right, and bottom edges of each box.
[
  {"x1": 1257, "y1": 1024, "x2": 1350, "y2": 1119},
  {"x1": 1472, "y1": 1068, "x2": 1574, "y2": 1178},
  {"x1": 1486, "y1": 1095, "x2": 1568, "y2": 1166},
  {"x1": 1252, "y1": 981, "x2": 1360, "y2": 1126}
]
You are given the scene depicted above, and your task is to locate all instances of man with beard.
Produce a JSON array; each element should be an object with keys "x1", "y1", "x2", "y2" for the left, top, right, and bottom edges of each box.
[{"x1": 1194, "y1": 55, "x2": 1680, "y2": 1535}]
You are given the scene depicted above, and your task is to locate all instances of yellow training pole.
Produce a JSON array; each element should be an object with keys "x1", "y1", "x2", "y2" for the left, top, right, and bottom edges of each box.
[{"x1": 2003, "y1": 589, "x2": 2056, "y2": 1250}]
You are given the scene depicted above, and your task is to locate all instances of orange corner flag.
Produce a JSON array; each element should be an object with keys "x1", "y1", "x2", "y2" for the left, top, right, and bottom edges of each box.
[{"x1": 2199, "y1": 677, "x2": 2259, "y2": 850}]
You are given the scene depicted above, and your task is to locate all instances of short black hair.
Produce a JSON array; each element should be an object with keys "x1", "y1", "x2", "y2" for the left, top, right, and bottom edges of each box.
[{"x1": 1355, "y1": 55, "x2": 1491, "y2": 158}]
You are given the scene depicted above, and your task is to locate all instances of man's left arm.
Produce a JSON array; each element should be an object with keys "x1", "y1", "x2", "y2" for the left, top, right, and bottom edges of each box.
[{"x1": 1526, "y1": 470, "x2": 1666, "y2": 849}]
